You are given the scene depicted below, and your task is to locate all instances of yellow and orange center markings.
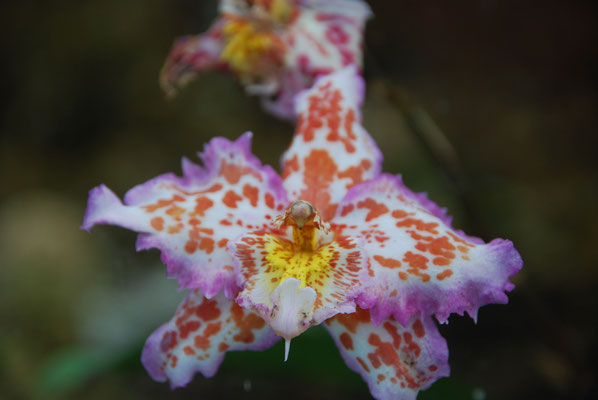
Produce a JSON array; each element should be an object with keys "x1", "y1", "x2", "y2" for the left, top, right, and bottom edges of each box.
[{"x1": 219, "y1": 0, "x2": 296, "y2": 77}]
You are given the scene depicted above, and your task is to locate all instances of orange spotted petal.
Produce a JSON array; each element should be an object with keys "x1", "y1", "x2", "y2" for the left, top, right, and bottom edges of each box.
[
  {"x1": 229, "y1": 229, "x2": 368, "y2": 342},
  {"x1": 160, "y1": 19, "x2": 227, "y2": 98},
  {"x1": 82, "y1": 133, "x2": 287, "y2": 297},
  {"x1": 281, "y1": 66, "x2": 383, "y2": 220},
  {"x1": 142, "y1": 290, "x2": 279, "y2": 388},
  {"x1": 332, "y1": 174, "x2": 523, "y2": 326},
  {"x1": 325, "y1": 309, "x2": 449, "y2": 400}
]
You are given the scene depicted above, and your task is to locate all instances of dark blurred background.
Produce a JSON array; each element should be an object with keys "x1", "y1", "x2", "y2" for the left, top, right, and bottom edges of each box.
[{"x1": 1, "y1": 1, "x2": 596, "y2": 399}]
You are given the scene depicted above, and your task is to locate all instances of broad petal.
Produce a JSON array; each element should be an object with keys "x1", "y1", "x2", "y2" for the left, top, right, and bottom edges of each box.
[
  {"x1": 325, "y1": 309, "x2": 449, "y2": 400},
  {"x1": 82, "y1": 133, "x2": 288, "y2": 297},
  {"x1": 230, "y1": 230, "x2": 367, "y2": 341},
  {"x1": 142, "y1": 290, "x2": 280, "y2": 388},
  {"x1": 160, "y1": 20, "x2": 226, "y2": 97},
  {"x1": 333, "y1": 174, "x2": 523, "y2": 325},
  {"x1": 281, "y1": 66, "x2": 383, "y2": 220}
]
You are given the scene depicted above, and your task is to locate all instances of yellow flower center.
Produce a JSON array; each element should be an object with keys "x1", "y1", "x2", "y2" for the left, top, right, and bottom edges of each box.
[
  {"x1": 262, "y1": 232, "x2": 340, "y2": 294},
  {"x1": 220, "y1": 20, "x2": 276, "y2": 75},
  {"x1": 233, "y1": 200, "x2": 364, "y2": 351},
  {"x1": 265, "y1": 201, "x2": 333, "y2": 290},
  {"x1": 267, "y1": 0, "x2": 295, "y2": 23},
  {"x1": 219, "y1": 0, "x2": 296, "y2": 78}
]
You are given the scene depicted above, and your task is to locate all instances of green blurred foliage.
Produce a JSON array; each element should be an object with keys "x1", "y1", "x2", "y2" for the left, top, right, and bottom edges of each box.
[{"x1": 1, "y1": 0, "x2": 597, "y2": 399}]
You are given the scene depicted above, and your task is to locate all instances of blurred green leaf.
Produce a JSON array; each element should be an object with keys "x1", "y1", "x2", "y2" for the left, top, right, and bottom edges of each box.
[{"x1": 37, "y1": 346, "x2": 121, "y2": 397}]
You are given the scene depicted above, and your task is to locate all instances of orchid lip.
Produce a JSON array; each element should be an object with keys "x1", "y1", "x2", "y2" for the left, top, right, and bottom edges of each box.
[{"x1": 231, "y1": 198, "x2": 368, "y2": 360}]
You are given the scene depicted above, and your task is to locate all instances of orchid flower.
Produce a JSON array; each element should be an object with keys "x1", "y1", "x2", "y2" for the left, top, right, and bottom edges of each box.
[
  {"x1": 82, "y1": 66, "x2": 522, "y2": 399},
  {"x1": 160, "y1": 0, "x2": 371, "y2": 119}
]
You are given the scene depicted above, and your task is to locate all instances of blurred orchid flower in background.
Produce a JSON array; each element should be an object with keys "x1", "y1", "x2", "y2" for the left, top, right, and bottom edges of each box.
[
  {"x1": 82, "y1": 67, "x2": 522, "y2": 399},
  {"x1": 160, "y1": 0, "x2": 371, "y2": 119}
]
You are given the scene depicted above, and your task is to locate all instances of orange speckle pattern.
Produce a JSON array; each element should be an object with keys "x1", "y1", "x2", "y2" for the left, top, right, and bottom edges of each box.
[
  {"x1": 234, "y1": 228, "x2": 365, "y2": 322},
  {"x1": 243, "y1": 184, "x2": 259, "y2": 207},
  {"x1": 412, "y1": 320, "x2": 425, "y2": 338},
  {"x1": 299, "y1": 149, "x2": 339, "y2": 219},
  {"x1": 218, "y1": 342, "x2": 229, "y2": 352},
  {"x1": 281, "y1": 73, "x2": 381, "y2": 221},
  {"x1": 147, "y1": 291, "x2": 277, "y2": 384},
  {"x1": 230, "y1": 302, "x2": 266, "y2": 344},
  {"x1": 436, "y1": 269, "x2": 453, "y2": 280},
  {"x1": 327, "y1": 173, "x2": 502, "y2": 331},
  {"x1": 357, "y1": 357, "x2": 371, "y2": 373},
  {"x1": 373, "y1": 255, "x2": 401, "y2": 269},
  {"x1": 166, "y1": 204, "x2": 185, "y2": 218},
  {"x1": 357, "y1": 198, "x2": 389, "y2": 222},
  {"x1": 325, "y1": 311, "x2": 446, "y2": 397},
  {"x1": 98, "y1": 135, "x2": 287, "y2": 297},
  {"x1": 223, "y1": 190, "x2": 243, "y2": 208},
  {"x1": 184, "y1": 240, "x2": 198, "y2": 254},
  {"x1": 328, "y1": 306, "x2": 370, "y2": 333},
  {"x1": 195, "y1": 299, "x2": 221, "y2": 321},
  {"x1": 340, "y1": 332, "x2": 354, "y2": 350},
  {"x1": 281, "y1": 154, "x2": 299, "y2": 179},
  {"x1": 143, "y1": 194, "x2": 185, "y2": 213},
  {"x1": 333, "y1": 175, "x2": 481, "y2": 291},
  {"x1": 264, "y1": 192, "x2": 275, "y2": 209},
  {"x1": 151, "y1": 217, "x2": 164, "y2": 231},
  {"x1": 194, "y1": 196, "x2": 214, "y2": 216},
  {"x1": 340, "y1": 203, "x2": 355, "y2": 216},
  {"x1": 220, "y1": 159, "x2": 262, "y2": 185},
  {"x1": 337, "y1": 159, "x2": 373, "y2": 189}
]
